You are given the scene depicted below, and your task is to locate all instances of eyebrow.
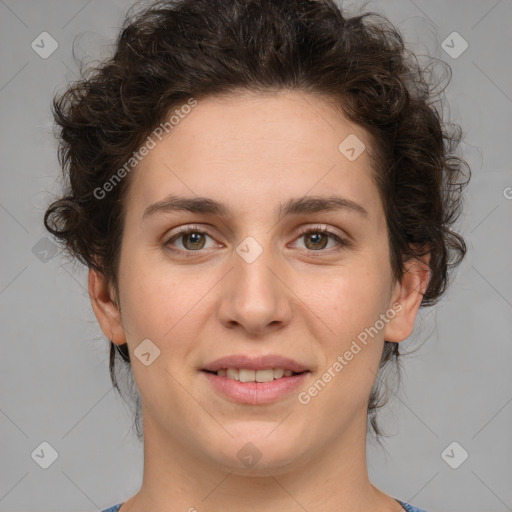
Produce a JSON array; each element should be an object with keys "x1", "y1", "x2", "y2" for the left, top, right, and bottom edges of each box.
[{"x1": 142, "y1": 194, "x2": 368, "y2": 221}]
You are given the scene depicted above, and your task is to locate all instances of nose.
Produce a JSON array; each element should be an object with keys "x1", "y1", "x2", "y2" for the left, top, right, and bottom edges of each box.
[{"x1": 217, "y1": 238, "x2": 292, "y2": 336}]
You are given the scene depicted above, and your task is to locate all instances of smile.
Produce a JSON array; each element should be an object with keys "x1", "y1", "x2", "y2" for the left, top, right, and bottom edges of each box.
[
  {"x1": 205, "y1": 368, "x2": 301, "y2": 382},
  {"x1": 201, "y1": 369, "x2": 310, "y2": 405}
]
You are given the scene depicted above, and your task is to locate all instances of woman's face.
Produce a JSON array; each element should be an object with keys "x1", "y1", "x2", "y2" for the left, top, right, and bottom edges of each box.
[{"x1": 91, "y1": 90, "x2": 424, "y2": 475}]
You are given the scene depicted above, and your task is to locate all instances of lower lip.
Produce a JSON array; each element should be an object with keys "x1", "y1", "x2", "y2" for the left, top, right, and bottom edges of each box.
[{"x1": 201, "y1": 371, "x2": 310, "y2": 405}]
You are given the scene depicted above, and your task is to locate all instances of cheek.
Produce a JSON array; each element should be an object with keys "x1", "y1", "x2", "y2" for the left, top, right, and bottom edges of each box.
[
  {"x1": 300, "y1": 265, "x2": 391, "y2": 406},
  {"x1": 118, "y1": 247, "x2": 213, "y2": 341},
  {"x1": 299, "y1": 256, "x2": 392, "y2": 343}
]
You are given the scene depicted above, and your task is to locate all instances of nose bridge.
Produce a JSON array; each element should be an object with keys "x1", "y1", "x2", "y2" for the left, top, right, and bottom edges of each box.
[
  {"x1": 219, "y1": 233, "x2": 291, "y2": 333},
  {"x1": 236, "y1": 235, "x2": 277, "y2": 295}
]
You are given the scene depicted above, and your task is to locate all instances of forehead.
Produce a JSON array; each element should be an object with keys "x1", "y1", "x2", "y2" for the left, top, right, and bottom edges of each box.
[{"x1": 124, "y1": 90, "x2": 383, "y2": 222}]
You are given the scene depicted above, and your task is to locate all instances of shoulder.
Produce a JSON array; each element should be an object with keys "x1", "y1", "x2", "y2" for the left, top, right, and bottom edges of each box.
[
  {"x1": 396, "y1": 500, "x2": 428, "y2": 512},
  {"x1": 101, "y1": 505, "x2": 123, "y2": 512},
  {"x1": 101, "y1": 500, "x2": 426, "y2": 512},
  {"x1": 100, "y1": 501, "x2": 426, "y2": 512}
]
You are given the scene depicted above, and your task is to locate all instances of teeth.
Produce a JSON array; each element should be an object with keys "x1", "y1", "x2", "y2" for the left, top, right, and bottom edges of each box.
[
  {"x1": 273, "y1": 368, "x2": 284, "y2": 379},
  {"x1": 239, "y1": 369, "x2": 255, "y2": 382},
  {"x1": 226, "y1": 368, "x2": 239, "y2": 381},
  {"x1": 255, "y1": 369, "x2": 274, "y2": 382},
  {"x1": 216, "y1": 368, "x2": 297, "y2": 381}
]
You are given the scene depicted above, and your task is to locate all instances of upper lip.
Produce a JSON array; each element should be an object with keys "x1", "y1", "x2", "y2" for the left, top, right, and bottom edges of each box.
[{"x1": 202, "y1": 354, "x2": 309, "y2": 373}]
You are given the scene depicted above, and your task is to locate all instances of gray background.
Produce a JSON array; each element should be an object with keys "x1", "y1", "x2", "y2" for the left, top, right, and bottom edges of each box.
[{"x1": 1, "y1": 0, "x2": 511, "y2": 511}]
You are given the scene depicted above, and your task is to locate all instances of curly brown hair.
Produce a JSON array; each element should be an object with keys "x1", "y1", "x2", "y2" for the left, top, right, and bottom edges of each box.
[{"x1": 44, "y1": 0, "x2": 470, "y2": 441}]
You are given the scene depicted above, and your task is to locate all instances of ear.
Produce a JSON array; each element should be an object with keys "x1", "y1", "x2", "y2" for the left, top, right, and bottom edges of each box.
[
  {"x1": 384, "y1": 252, "x2": 431, "y2": 343},
  {"x1": 88, "y1": 267, "x2": 126, "y2": 345}
]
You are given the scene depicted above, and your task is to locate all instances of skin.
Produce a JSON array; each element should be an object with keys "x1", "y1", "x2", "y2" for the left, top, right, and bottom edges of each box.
[{"x1": 89, "y1": 90, "x2": 430, "y2": 512}]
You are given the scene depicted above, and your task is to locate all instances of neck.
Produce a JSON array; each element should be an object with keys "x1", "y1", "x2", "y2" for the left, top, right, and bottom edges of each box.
[{"x1": 120, "y1": 410, "x2": 400, "y2": 512}]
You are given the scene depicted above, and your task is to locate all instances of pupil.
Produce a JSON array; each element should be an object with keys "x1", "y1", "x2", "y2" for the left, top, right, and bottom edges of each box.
[
  {"x1": 186, "y1": 232, "x2": 204, "y2": 249},
  {"x1": 307, "y1": 232, "x2": 327, "y2": 250}
]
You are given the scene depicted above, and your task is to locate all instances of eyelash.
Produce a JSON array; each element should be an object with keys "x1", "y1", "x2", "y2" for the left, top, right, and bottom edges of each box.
[{"x1": 163, "y1": 224, "x2": 349, "y2": 257}]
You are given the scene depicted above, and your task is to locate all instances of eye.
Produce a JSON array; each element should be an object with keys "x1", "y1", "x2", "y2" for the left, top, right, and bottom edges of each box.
[
  {"x1": 292, "y1": 225, "x2": 348, "y2": 252},
  {"x1": 164, "y1": 224, "x2": 348, "y2": 256},
  {"x1": 164, "y1": 226, "x2": 219, "y2": 252}
]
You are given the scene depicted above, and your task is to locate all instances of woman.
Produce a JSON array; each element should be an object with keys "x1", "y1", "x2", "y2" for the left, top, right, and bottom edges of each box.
[{"x1": 44, "y1": 0, "x2": 469, "y2": 510}]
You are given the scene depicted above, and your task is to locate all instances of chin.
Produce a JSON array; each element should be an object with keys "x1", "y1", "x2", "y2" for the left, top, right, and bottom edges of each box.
[{"x1": 203, "y1": 423, "x2": 311, "y2": 476}]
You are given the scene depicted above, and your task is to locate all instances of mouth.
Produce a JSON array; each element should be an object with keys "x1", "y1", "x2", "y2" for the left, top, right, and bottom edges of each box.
[
  {"x1": 200, "y1": 355, "x2": 311, "y2": 404},
  {"x1": 202, "y1": 354, "x2": 310, "y2": 375},
  {"x1": 202, "y1": 368, "x2": 306, "y2": 382}
]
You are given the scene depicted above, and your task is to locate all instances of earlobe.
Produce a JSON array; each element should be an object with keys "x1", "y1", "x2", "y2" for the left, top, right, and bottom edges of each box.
[
  {"x1": 383, "y1": 254, "x2": 431, "y2": 343},
  {"x1": 88, "y1": 267, "x2": 126, "y2": 345}
]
